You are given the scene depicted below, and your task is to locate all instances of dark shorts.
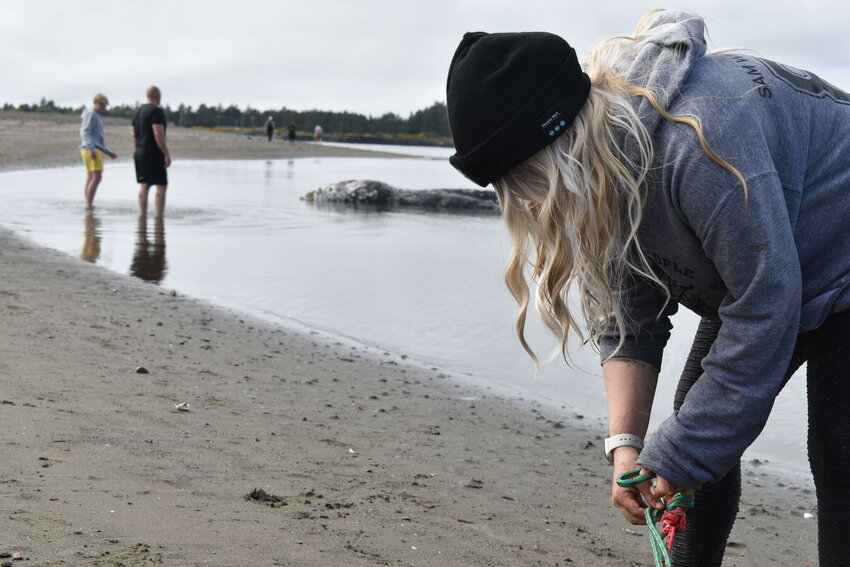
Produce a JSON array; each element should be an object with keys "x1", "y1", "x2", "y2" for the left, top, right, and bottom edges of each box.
[{"x1": 134, "y1": 159, "x2": 168, "y2": 186}]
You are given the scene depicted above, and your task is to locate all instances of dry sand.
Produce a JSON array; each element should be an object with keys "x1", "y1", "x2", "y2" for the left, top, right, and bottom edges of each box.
[
  {"x1": 0, "y1": 113, "x2": 819, "y2": 566},
  {"x1": 0, "y1": 111, "x2": 403, "y2": 173}
]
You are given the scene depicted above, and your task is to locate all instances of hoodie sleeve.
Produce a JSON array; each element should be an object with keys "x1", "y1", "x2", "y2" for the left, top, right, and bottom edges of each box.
[
  {"x1": 636, "y1": 172, "x2": 801, "y2": 488},
  {"x1": 598, "y1": 275, "x2": 677, "y2": 371}
]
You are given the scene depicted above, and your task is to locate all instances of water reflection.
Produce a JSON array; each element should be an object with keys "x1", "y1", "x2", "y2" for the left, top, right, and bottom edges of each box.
[
  {"x1": 130, "y1": 214, "x2": 167, "y2": 283},
  {"x1": 81, "y1": 211, "x2": 101, "y2": 263}
]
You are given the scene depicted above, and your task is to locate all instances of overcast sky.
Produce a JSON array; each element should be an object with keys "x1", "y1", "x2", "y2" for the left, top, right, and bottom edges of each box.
[{"x1": 4, "y1": 1, "x2": 850, "y2": 117}]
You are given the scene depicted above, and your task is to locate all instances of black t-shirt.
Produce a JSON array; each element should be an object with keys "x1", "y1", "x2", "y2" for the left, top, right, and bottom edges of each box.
[{"x1": 132, "y1": 104, "x2": 167, "y2": 161}]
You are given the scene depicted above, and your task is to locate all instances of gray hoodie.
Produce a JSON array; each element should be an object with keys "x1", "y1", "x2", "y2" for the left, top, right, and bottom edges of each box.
[
  {"x1": 597, "y1": 10, "x2": 850, "y2": 488},
  {"x1": 80, "y1": 106, "x2": 112, "y2": 154}
]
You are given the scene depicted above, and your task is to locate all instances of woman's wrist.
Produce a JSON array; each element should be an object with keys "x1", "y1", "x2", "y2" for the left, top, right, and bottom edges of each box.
[
  {"x1": 605, "y1": 434, "x2": 644, "y2": 464},
  {"x1": 611, "y1": 445, "x2": 641, "y2": 469}
]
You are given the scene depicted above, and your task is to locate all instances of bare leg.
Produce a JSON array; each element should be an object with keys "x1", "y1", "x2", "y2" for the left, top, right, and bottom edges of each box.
[
  {"x1": 84, "y1": 172, "x2": 93, "y2": 207},
  {"x1": 85, "y1": 171, "x2": 103, "y2": 209},
  {"x1": 138, "y1": 183, "x2": 151, "y2": 216},
  {"x1": 154, "y1": 185, "x2": 167, "y2": 217}
]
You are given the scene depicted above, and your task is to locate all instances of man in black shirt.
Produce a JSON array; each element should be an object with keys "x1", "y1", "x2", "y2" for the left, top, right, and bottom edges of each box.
[{"x1": 132, "y1": 86, "x2": 171, "y2": 216}]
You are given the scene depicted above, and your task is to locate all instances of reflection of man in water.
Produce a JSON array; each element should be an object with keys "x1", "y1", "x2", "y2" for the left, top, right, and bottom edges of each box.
[
  {"x1": 81, "y1": 211, "x2": 101, "y2": 263},
  {"x1": 130, "y1": 213, "x2": 167, "y2": 283}
]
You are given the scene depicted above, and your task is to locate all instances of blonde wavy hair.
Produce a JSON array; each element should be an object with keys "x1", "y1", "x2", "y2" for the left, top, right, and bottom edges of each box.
[{"x1": 493, "y1": 10, "x2": 746, "y2": 367}]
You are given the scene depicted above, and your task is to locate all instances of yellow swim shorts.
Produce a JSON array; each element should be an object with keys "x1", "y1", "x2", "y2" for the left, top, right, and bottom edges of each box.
[{"x1": 81, "y1": 148, "x2": 104, "y2": 172}]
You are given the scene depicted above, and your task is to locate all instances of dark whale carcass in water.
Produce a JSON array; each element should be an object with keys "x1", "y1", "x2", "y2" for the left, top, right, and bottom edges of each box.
[{"x1": 302, "y1": 180, "x2": 499, "y2": 213}]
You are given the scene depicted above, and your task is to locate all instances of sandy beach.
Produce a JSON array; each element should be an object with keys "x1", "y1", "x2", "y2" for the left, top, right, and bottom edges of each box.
[
  {"x1": 0, "y1": 113, "x2": 819, "y2": 566},
  {"x1": 0, "y1": 111, "x2": 404, "y2": 174}
]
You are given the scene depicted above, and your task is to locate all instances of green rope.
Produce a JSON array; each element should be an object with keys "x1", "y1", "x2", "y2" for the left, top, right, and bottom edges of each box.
[
  {"x1": 617, "y1": 468, "x2": 655, "y2": 486},
  {"x1": 617, "y1": 469, "x2": 695, "y2": 567}
]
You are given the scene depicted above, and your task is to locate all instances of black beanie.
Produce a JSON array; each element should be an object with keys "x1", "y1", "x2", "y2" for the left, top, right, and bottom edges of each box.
[{"x1": 446, "y1": 31, "x2": 591, "y2": 187}]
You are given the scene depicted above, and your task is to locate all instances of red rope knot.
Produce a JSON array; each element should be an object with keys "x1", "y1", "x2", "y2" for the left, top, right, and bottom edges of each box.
[{"x1": 660, "y1": 508, "x2": 687, "y2": 551}]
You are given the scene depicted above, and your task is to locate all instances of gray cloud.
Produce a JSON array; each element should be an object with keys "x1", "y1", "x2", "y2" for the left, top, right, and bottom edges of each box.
[{"x1": 3, "y1": 0, "x2": 849, "y2": 115}]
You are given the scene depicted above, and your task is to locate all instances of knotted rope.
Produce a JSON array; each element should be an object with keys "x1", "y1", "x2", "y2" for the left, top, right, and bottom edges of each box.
[{"x1": 617, "y1": 469, "x2": 695, "y2": 567}]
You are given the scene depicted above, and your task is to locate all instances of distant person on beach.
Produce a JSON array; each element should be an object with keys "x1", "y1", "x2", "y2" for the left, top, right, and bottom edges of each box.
[
  {"x1": 79, "y1": 93, "x2": 118, "y2": 209},
  {"x1": 313, "y1": 124, "x2": 323, "y2": 142},
  {"x1": 287, "y1": 122, "x2": 297, "y2": 144},
  {"x1": 265, "y1": 116, "x2": 275, "y2": 142},
  {"x1": 132, "y1": 86, "x2": 171, "y2": 217},
  {"x1": 447, "y1": 10, "x2": 850, "y2": 565}
]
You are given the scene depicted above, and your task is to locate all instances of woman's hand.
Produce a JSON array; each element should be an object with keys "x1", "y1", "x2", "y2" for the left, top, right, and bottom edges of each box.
[
  {"x1": 108, "y1": 151, "x2": 117, "y2": 159},
  {"x1": 611, "y1": 447, "x2": 664, "y2": 524},
  {"x1": 650, "y1": 473, "x2": 694, "y2": 501},
  {"x1": 613, "y1": 455, "x2": 696, "y2": 524}
]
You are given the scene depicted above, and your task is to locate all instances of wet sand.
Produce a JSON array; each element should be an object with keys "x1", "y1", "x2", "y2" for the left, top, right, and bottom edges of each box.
[{"x1": 0, "y1": 113, "x2": 818, "y2": 566}]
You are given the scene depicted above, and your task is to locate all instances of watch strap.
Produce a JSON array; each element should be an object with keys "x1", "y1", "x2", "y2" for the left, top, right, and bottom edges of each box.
[{"x1": 604, "y1": 434, "x2": 644, "y2": 464}]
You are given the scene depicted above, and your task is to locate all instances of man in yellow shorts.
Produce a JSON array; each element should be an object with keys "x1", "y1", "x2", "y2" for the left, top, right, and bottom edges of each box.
[{"x1": 80, "y1": 93, "x2": 118, "y2": 209}]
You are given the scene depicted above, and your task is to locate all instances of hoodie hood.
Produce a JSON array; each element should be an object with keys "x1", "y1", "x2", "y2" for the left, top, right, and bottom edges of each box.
[{"x1": 623, "y1": 10, "x2": 708, "y2": 137}]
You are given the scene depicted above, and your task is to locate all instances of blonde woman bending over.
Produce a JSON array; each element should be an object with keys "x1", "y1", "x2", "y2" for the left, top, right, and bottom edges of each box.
[{"x1": 446, "y1": 10, "x2": 850, "y2": 566}]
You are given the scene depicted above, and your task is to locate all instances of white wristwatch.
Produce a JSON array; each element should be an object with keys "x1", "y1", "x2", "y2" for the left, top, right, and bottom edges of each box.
[{"x1": 604, "y1": 434, "x2": 644, "y2": 464}]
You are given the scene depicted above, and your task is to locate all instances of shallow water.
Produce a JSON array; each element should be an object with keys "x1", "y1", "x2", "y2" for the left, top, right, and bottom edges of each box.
[{"x1": 0, "y1": 148, "x2": 809, "y2": 475}]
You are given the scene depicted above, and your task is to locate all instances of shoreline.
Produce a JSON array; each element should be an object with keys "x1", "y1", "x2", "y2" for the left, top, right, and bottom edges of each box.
[
  {"x1": 0, "y1": 111, "x2": 407, "y2": 174},
  {"x1": 0, "y1": 113, "x2": 818, "y2": 566}
]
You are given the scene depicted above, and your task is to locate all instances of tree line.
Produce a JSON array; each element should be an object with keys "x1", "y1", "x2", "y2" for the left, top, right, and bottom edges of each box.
[{"x1": 2, "y1": 97, "x2": 450, "y2": 139}]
